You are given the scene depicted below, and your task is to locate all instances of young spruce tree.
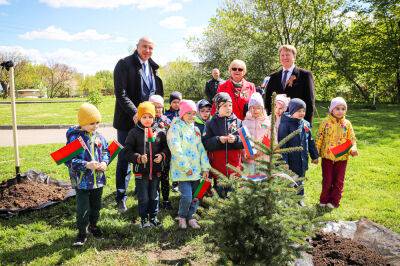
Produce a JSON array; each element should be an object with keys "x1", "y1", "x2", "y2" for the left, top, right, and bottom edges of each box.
[{"x1": 203, "y1": 92, "x2": 318, "y2": 265}]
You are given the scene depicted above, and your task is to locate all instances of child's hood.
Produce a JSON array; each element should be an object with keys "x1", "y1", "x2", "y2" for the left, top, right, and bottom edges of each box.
[
  {"x1": 194, "y1": 115, "x2": 206, "y2": 125},
  {"x1": 66, "y1": 126, "x2": 83, "y2": 139}
]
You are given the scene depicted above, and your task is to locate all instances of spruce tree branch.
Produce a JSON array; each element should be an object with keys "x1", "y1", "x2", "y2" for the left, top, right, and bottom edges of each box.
[
  {"x1": 275, "y1": 128, "x2": 302, "y2": 150},
  {"x1": 275, "y1": 147, "x2": 303, "y2": 154}
]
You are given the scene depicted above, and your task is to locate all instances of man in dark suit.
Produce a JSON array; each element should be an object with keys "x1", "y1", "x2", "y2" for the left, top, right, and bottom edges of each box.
[
  {"x1": 264, "y1": 45, "x2": 315, "y2": 125},
  {"x1": 204, "y1": 68, "x2": 224, "y2": 102},
  {"x1": 113, "y1": 37, "x2": 163, "y2": 212}
]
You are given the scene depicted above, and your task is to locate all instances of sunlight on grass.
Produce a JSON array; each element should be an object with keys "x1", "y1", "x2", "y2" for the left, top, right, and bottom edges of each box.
[{"x1": 0, "y1": 103, "x2": 399, "y2": 264}]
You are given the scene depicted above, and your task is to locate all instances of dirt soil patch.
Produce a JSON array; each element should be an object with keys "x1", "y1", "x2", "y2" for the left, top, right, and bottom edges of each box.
[
  {"x1": 0, "y1": 178, "x2": 70, "y2": 210},
  {"x1": 312, "y1": 232, "x2": 389, "y2": 266}
]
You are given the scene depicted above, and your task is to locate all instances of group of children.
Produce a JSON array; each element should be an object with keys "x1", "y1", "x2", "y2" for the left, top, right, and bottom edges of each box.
[{"x1": 65, "y1": 91, "x2": 358, "y2": 246}]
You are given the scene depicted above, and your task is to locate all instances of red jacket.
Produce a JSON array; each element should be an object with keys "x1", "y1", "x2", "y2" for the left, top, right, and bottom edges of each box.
[
  {"x1": 203, "y1": 114, "x2": 243, "y2": 178},
  {"x1": 211, "y1": 79, "x2": 256, "y2": 120}
]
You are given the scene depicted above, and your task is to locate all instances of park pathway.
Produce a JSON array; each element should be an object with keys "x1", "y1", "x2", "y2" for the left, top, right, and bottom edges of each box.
[{"x1": 0, "y1": 126, "x2": 117, "y2": 147}]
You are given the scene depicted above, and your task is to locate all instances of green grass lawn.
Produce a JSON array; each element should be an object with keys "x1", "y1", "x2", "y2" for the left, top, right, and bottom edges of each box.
[
  {"x1": 0, "y1": 96, "x2": 116, "y2": 126},
  {"x1": 0, "y1": 103, "x2": 399, "y2": 265}
]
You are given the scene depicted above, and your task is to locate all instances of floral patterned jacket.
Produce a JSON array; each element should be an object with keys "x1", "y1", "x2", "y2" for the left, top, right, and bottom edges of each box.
[
  {"x1": 65, "y1": 126, "x2": 110, "y2": 190},
  {"x1": 315, "y1": 114, "x2": 357, "y2": 161},
  {"x1": 167, "y1": 118, "x2": 210, "y2": 182}
]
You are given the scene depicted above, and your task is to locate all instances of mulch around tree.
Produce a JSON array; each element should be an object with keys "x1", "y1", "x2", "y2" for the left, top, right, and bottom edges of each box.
[{"x1": 312, "y1": 232, "x2": 389, "y2": 266}]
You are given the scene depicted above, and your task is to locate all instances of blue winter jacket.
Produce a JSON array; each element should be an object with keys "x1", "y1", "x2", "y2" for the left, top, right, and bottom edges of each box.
[
  {"x1": 65, "y1": 126, "x2": 110, "y2": 190},
  {"x1": 278, "y1": 113, "x2": 318, "y2": 177}
]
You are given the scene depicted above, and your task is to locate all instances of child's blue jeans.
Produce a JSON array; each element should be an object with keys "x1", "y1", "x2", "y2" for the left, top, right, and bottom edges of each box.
[
  {"x1": 135, "y1": 177, "x2": 160, "y2": 219},
  {"x1": 178, "y1": 180, "x2": 200, "y2": 220}
]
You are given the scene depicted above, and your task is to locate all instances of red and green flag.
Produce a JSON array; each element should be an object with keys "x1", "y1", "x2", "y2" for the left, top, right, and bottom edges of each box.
[
  {"x1": 51, "y1": 137, "x2": 86, "y2": 165},
  {"x1": 330, "y1": 139, "x2": 353, "y2": 158},
  {"x1": 145, "y1": 128, "x2": 156, "y2": 142},
  {"x1": 262, "y1": 134, "x2": 271, "y2": 148},
  {"x1": 193, "y1": 179, "x2": 211, "y2": 200},
  {"x1": 108, "y1": 140, "x2": 123, "y2": 163}
]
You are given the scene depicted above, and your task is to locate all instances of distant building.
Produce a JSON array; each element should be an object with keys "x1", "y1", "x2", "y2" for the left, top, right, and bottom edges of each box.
[{"x1": 17, "y1": 89, "x2": 40, "y2": 98}]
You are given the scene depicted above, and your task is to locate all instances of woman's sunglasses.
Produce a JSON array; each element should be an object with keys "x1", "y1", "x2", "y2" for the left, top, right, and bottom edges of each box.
[{"x1": 231, "y1": 67, "x2": 244, "y2": 72}]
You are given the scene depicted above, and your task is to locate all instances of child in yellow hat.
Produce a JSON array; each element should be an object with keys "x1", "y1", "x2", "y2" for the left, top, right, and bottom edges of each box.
[
  {"x1": 65, "y1": 103, "x2": 110, "y2": 247},
  {"x1": 124, "y1": 101, "x2": 170, "y2": 228}
]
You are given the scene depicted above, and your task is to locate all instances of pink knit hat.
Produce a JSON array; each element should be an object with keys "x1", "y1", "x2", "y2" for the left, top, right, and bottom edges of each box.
[
  {"x1": 149, "y1": 94, "x2": 164, "y2": 106},
  {"x1": 275, "y1": 94, "x2": 290, "y2": 110},
  {"x1": 329, "y1": 97, "x2": 347, "y2": 113},
  {"x1": 179, "y1": 99, "x2": 197, "y2": 118}
]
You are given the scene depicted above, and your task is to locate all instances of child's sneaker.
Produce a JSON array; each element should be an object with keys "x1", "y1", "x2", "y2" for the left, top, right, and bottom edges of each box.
[
  {"x1": 140, "y1": 218, "x2": 151, "y2": 228},
  {"x1": 150, "y1": 217, "x2": 161, "y2": 227},
  {"x1": 188, "y1": 219, "x2": 200, "y2": 229},
  {"x1": 162, "y1": 201, "x2": 173, "y2": 210},
  {"x1": 319, "y1": 203, "x2": 327, "y2": 207},
  {"x1": 326, "y1": 203, "x2": 335, "y2": 209},
  {"x1": 89, "y1": 225, "x2": 103, "y2": 238},
  {"x1": 178, "y1": 217, "x2": 187, "y2": 229},
  {"x1": 72, "y1": 233, "x2": 87, "y2": 247},
  {"x1": 171, "y1": 182, "x2": 179, "y2": 192},
  {"x1": 117, "y1": 200, "x2": 128, "y2": 213}
]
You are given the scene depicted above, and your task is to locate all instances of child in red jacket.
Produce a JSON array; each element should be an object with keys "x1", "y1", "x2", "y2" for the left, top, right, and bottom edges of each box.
[{"x1": 203, "y1": 92, "x2": 243, "y2": 197}]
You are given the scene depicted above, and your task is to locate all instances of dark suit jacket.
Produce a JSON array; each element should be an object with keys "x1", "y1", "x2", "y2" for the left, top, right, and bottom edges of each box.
[
  {"x1": 113, "y1": 51, "x2": 163, "y2": 131},
  {"x1": 264, "y1": 67, "x2": 315, "y2": 125},
  {"x1": 204, "y1": 78, "x2": 224, "y2": 102}
]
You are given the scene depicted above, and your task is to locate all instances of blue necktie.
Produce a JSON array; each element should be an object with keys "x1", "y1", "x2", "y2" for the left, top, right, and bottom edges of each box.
[
  {"x1": 142, "y1": 63, "x2": 154, "y2": 92},
  {"x1": 282, "y1": 70, "x2": 288, "y2": 89}
]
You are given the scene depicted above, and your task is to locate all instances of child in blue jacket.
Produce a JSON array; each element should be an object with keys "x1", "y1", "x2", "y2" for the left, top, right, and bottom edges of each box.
[
  {"x1": 65, "y1": 103, "x2": 110, "y2": 247},
  {"x1": 278, "y1": 98, "x2": 318, "y2": 197}
]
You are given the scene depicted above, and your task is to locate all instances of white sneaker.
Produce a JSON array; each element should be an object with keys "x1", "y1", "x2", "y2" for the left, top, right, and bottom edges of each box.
[
  {"x1": 326, "y1": 203, "x2": 335, "y2": 209},
  {"x1": 178, "y1": 218, "x2": 187, "y2": 229},
  {"x1": 319, "y1": 203, "x2": 327, "y2": 207},
  {"x1": 188, "y1": 219, "x2": 201, "y2": 229}
]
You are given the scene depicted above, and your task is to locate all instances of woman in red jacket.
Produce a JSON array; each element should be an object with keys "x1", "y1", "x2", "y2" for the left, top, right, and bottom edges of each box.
[{"x1": 211, "y1": 59, "x2": 256, "y2": 120}]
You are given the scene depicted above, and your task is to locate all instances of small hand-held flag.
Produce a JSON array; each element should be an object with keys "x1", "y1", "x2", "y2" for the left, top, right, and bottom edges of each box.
[
  {"x1": 108, "y1": 140, "x2": 123, "y2": 163},
  {"x1": 262, "y1": 134, "x2": 271, "y2": 148},
  {"x1": 145, "y1": 127, "x2": 156, "y2": 143},
  {"x1": 238, "y1": 126, "x2": 255, "y2": 157},
  {"x1": 51, "y1": 136, "x2": 86, "y2": 165},
  {"x1": 330, "y1": 139, "x2": 353, "y2": 158},
  {"x1": 193, "y1": 179, "x2": 211, "y2": 200}
]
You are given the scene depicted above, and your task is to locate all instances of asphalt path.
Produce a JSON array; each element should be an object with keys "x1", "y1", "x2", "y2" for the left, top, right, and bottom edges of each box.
[{"x1": 0, "y1": 126, "x2": 117, "y2": 147}]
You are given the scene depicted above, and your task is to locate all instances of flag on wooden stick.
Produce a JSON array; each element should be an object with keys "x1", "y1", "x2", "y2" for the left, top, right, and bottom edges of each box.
[
  {"x1": 108, "y1": 139, "x2": 123, "y2": 163},
  {"x1": 238, "y1": 126, "x2": 255, "y2": 157},
  {"x1": 50, "y1": 137, "x2": 86, "y2": 165}
]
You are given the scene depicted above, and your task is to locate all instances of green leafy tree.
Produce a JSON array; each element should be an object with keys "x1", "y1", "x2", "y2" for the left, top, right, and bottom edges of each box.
[
  {"x1": 204, "y1": 93, "x2": 318, "y2": 264},
  {"x1": 159, "y1": 58, "x2": 207, "y2": 101},
  {"x1": 95, "y1": 70, "x2": 114, "y2": 95}
]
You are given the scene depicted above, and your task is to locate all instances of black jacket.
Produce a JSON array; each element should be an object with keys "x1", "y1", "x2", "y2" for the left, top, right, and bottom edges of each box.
[
  {"x1": 113, "y1": 51, "x2": 164, "y2": 131},
  {"x1": 124, "y1": 123, "x2": 170, "y2": 178},
  {"x1": 264, "y1": 67, "x2": 315, "y2": 125},
  {"x1": 203, "y1": 114, "x2": 243, "y2": 152},
  {"x1": 204, "y1": 78, "x2": 224, "y2": 102}
]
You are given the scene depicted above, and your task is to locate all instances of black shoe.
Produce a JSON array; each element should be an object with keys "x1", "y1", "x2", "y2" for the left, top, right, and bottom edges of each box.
[
  {"x1": 140, "y1": 218, "x2": 151, "y2": 228},
  {"x1": 72, "y1": 233, "x2": 87, "y2": 247},
  {"x1": 150, "y1": 217, "x2": 161, "y2": 227},
  {"x1": 117, "y1": 200, "x2": 127, "y2": 213},
  {"x1": 89, "y1": 225, "x2": 103, "y2": 238},
  {"x1": 162, "y1": 201, "x2": 173, "y2": 210}
]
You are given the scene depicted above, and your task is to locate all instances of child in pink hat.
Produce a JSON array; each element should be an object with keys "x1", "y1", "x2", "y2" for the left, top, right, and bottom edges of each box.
[{"x1": 167, "y1": 99, "x2": 211, "y2": 229}]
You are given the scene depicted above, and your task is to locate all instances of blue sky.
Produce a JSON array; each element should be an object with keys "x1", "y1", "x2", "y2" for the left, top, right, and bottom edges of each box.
[{"x1": 0, "y1": 0, "x2": 221, "y2": 74}]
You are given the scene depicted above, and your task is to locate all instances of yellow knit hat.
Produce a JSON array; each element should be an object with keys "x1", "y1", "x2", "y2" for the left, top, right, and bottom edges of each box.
[
  {"x1": 137, "y1": 101, "x2": 156, "y2": 120},
  {"x1": 78, "y1": 103, "x2": 102, "y2": 126}
]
